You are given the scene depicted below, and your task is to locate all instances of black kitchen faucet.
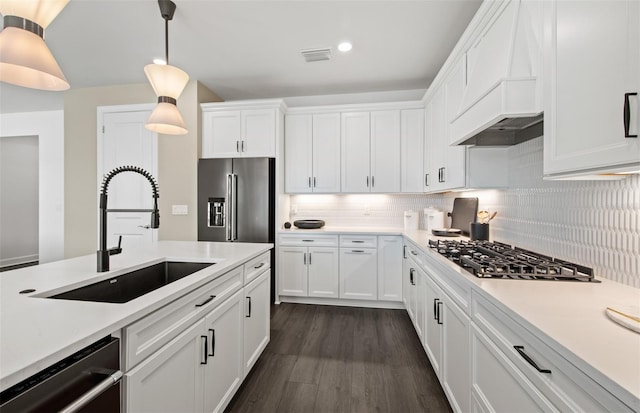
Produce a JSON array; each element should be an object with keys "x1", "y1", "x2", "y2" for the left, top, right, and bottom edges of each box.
[{"x1": 97, "y1": 166, "x2": 160, "y2": 272}]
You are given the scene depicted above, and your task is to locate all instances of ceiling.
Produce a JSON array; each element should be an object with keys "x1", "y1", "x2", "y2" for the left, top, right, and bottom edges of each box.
[{"x1": 0, "y1": 0, "x2": 482, "y2": 114}]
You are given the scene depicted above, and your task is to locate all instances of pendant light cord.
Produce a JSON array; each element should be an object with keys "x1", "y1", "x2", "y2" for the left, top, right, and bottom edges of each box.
[{"x1": 164, "y1": 17, "x2": 169, "y2": 64}]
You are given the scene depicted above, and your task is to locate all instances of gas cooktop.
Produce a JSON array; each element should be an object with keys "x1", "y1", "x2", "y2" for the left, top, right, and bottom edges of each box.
[{"x1": 428, "y1": 239, "x2": 598, "y2": 282}]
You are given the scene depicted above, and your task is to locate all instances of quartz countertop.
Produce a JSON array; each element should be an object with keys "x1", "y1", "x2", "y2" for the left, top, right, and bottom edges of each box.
[
  {"x1": 278, "y1": 226, "x2": 404, "y2": 235},
  {"x1": 402, "y1": 230, "x2": 640, "y2": 410},
  {"x1": 0, "y1": 241, "x2": 272, "y2": 391}
]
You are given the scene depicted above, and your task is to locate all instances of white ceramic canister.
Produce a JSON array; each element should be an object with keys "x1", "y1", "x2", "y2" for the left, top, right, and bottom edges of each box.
[
  {"x1": 404, "y1": 210, "x2": 419, "y2": 231},
  {"x1": 424, "y1": 207, "x2": 444, "y2": 232}
]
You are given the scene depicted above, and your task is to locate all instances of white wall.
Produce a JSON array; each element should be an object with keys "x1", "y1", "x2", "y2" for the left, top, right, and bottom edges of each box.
[
  {"x1": 0, "y1": 111, "x2": 64, "y2": 264},
  {"x1": 0, "y1": 136, "x2": 39, "y2": 267}
]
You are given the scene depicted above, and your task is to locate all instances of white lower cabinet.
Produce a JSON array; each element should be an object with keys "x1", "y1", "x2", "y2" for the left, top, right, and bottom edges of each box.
[
  {"x1": 423, "y1": 272, "x2": 443, "y2": 378},
  {"x1": 442, "y1": 292, "x2": 471, "y2": 413},
  {"x1": 243, "y1": 270, "x2": 271, "y2": 376},
  {"x1": 377, "y1": 236, "x2": 403, "y2": 301},
  {"x1": 307, "y1": 247, "x2": 340, "y2": 298},
  {"x1": 339, "y1": 247, "x2": 377, "y2": 300},
  {"x1": 278, "y1": 247, "x2": 308, "y2": 296},
  {"x1": 471, "y1": 323, "x2": 556, "y2": 413},
  {"x1": 126, "y1": 290, "x2": 244, "y2": 413}
]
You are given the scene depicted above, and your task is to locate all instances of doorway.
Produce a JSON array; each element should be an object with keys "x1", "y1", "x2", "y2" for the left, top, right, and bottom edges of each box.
[{"x1": 0, "y1": 135, "x2": 39, "y2": 269}]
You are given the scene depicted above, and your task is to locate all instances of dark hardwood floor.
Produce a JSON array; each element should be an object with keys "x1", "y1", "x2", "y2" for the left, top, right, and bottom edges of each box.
[{"x1": 226, "y1": 303, "x2": 452, "y2": 413}]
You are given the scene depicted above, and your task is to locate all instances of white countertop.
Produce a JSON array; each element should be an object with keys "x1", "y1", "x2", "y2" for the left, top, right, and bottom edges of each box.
[
  {"x1": 278, "y1": 225, "x2": 404, "y2": 235},
  {"x1": 403, "y1": 230, "x2": 640, "y2": 409},
  {"x1": 0, "y1": 241, "x2": 272, "y2": 391}
]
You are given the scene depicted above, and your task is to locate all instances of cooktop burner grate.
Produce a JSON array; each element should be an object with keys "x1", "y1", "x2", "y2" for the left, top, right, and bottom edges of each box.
[{"x1": 428, "y1": 239, "x2": 597, "y2": 282}]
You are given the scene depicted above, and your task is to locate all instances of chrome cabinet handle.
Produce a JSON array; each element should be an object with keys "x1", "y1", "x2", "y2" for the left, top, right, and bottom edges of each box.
[
  {"x1": 59, "y1": 371, "x2": 123, "y2": 413},
  {"x1": 624, "y1": 93, "x2": 638, "y2": 138},
  {"x1": 514, "y1": 345, "x2": 551, "y2": 374}
]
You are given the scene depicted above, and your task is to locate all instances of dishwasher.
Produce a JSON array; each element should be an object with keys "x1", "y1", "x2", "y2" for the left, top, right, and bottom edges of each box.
[{"x1": 0, "y1": 335, "x2": 122, "y2": 412}]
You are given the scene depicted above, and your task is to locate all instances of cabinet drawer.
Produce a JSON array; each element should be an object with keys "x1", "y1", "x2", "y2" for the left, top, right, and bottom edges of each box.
[
  {"x1": 279, "y1": 234, "x2": 338, "y2": 247},
  {"x1": 472, "y1": 292, "x2": 632, "y2": 412},
  {"x1": 124, "y1": 266, "x2": 243, "y2": 370},
  {"x1": 339, "y1": 235, "x2": 377, "y2": 248},
  {"x1": 243, "y1": 251, "x2": 271, "y2": 285}
]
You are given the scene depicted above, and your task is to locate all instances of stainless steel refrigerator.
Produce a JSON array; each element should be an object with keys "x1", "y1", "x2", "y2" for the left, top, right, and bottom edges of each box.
[{"x1": 198, "y1": 158, "x2": 275, "y2": 299}]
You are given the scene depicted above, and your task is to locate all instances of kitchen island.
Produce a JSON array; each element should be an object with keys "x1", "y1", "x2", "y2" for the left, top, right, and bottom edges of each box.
[{"x1": 0, "y1": 241, "x2": 272, "y2": 392}]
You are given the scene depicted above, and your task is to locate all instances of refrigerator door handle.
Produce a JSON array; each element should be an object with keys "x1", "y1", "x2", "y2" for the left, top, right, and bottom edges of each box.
[
  {"x1": 226, "y1": 174, "x2": 233, "y2": 241},
  {"x1": 232, "y1": 173, "x2": 238, "y2": 240}
]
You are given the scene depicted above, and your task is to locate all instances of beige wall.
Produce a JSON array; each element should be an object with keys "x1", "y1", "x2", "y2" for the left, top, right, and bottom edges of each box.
[{"x1": 64, "y1": 81, "x2": 221, "y2": 259}]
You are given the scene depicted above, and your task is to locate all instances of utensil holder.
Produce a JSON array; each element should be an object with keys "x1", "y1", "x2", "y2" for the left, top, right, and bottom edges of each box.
[{"x1": 470, "y1": 223, "x2": 489, "y2": 241}]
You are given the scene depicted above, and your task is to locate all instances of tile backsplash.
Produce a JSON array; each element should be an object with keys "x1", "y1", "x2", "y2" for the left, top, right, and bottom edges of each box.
[{"x1": 289, "y1": 137, "x2": 640, "y2": 287}]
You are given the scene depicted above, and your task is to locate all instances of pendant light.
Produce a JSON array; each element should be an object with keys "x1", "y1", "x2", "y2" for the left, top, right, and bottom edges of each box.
[
  {"x1": 0, "y1": 0, "x2": 70, "y2": 91},
  {"x1": 144, "y1": 0, "x2": 189, "y2": 135}
]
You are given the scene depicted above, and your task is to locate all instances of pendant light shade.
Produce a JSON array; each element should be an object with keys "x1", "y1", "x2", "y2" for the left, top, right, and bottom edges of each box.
[
  {"x1": 0, "y1": 0, "x2": 70, "y2": 91},
  {"x1": 145, "y1": 0, "x2": 189, "y2": 135}
]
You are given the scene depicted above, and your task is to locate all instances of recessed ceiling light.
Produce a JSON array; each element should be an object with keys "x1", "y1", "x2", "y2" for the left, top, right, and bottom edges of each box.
[
  {"x1": 338, "y1": 42, "x2": 352, "y2": 52},
  {"x1": 153, "y1": 58, "x2": 166, "y2": 65}
]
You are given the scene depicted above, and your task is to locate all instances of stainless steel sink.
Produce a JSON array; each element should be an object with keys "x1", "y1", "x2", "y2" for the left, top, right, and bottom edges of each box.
[{"x1": 47, "y1": 261, "x2": 215, "y2": 303}]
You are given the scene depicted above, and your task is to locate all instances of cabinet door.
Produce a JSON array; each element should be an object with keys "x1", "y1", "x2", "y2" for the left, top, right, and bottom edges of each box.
[
  {"x1": 424, "y1": 274, "x2": 443, "y2": 378},
  {"x1": 278, "y1": 247, "x2": 308, "y2": 296},
  {"x1": 544, "y1": 0, "x2": 640, "y2": 176},
  {"x1": 312, "y1": 113, "x2": 341, "y2": 192},
  {"x1": 241, "y1": 109, "x2": 276, "y2": 157},
  {"x1": 401, "y1": 109, "x2": 425, "y2": 192},
  {"x1": 243, "y1": 270, "x2": 271, "y2": 376},
  {"x1": 471, "y1": 324, "x2": 556, "y2": 413},
  {"x1": 427, "y1": 88, "x2": 447, "y2": 193},
  {"x1": 202, "y1": 290, "x2": 244, "y2": 413},
  {"x1": 202, "y1": 110, "x2": 242, "y2": 158},
  {"x1": 285, "y1": 115, "x2": 313, "y2": 193},
  {"x1": 339, "y1": 248, "x2": 377, "y2": 300},
  {"x1": 413, "y1": 265, "x2": 426, "y2": 343},
  {"x1": 126, "y1": 319, "x2": 205, "y2": 413},
  {"x1": 370, "y1": 110, "x2": 401, "y2": 192},
  {"x1": 377, "y1": 236, "x2": 403, "y2": 302},
  {"x1": 402, "y1": 246, "x2": 414, "y2": 318},
  {"x1": 442, "y1": 293, "x2": 471, "y2": 413},
  {"x1": 307, "y1": 247, "x2": 339, "y2": 298},
  {"x1": 341, "y1": 112, "x2": 371, "y2": 192},
  {"x1": 423, "y1": 107, "x2": 433, "y2": 192}
]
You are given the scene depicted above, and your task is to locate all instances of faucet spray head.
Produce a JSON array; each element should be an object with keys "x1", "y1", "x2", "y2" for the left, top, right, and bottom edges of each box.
[{"x1": 151, "y1": 197, "x2": 160, "y2": 229}]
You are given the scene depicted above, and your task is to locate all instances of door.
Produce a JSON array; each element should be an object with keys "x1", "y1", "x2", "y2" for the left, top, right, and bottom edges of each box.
[
  {"x1": 278, "y1": 247, "x2": 307, "y2": 296},
  {"x1": 125, "y1": 319, "x2": 204, "y2": 413},
  {"x1": 198, "y1": 158, "x2": 233, "y2": 242},
  {"x1": 99, "y1": 108, "x2": 158, "y2": 249},
  {"x1": 307, "y1": 247, "x2": 339, "y2": 298},
  {"x1": 284, "y1": 115, "x2": 313, "y2": 193},
  {"x1": 202, "y1": 290, "x2": 244, "y2": 413},
  {"x1": 339, "y1": 248, "x2": 377, "y2": 300},
  {"x1": 241, "y1": 109, "x2": 276, "y2": 157},
  {"x1": 202, "y1": 111, "x2": 241, "y2": 158},
  {"x1": 377, "y1": 236, "x2": 403, "y2": 302},
  {"x1": 312, "y1": 113, "x2": 341, "y2": 192},
  {"x1": 243, "y1": 270, "x2": 270, "y2": 376},
  {"x1": 370, "y1": 110, "x2": 401, "y2": 192},
  {"x1": 233, "y1": 158, "x2": 274, "y2": 243},
  {"x1": 401, "y1": 109, "x2": 425, "y2": 192},
  {"x1": 544, "y1": 0, "x2": 640, "y2": 175},
  {"x1": 341, "y1": 112, "x2": 370, "y2": 192}
]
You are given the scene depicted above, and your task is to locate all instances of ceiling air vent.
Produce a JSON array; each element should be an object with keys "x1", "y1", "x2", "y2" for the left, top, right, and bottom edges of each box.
[{"x1": 301, "y1": 48, "x2": 332, "y2": 63}]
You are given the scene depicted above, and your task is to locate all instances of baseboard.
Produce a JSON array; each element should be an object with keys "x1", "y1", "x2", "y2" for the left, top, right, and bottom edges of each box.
[{"x1": 278, "y1": 296, "x2": 405, "y2": 310}]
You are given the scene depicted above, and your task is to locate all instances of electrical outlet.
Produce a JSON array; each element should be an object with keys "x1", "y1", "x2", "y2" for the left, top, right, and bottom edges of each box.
[
  {"x1": 172, "y1": 205, "x2": 188, "y2": 215},
  {"x1": 364, "y1": 205, "x2": 371, "y2": 216},
  {"x1": 291, "y1": 204, "x2": 298, "y2": 215}
]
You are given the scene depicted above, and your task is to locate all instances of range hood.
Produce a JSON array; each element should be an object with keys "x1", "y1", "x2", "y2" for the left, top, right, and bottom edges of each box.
[{"x1": 448, "y1": 0, "x2": 543, "y2": 146}]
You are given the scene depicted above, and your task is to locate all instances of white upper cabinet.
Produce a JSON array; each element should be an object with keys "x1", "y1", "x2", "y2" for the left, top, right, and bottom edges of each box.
[
  {"x1": 341, "y1": 110, "x2": 401, "y2": 193},
  {"x1": 401, "y1": 109, "x2": 426, "y2": 192},
  {"x1": 201, "y1": 101, "x2": 283, "y2": 158},
  {"x1": 341, "y1": 112, "x2": 372, "y2": 192},
  {"x1": 285, "y1": 113, "x2": 341, "y2": 193},
  {"x1": 543, "y1": 0, "x2": 640, "y2": 178}
]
